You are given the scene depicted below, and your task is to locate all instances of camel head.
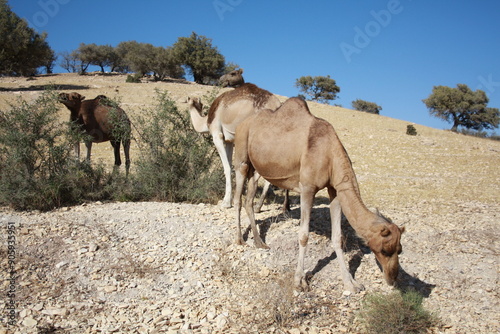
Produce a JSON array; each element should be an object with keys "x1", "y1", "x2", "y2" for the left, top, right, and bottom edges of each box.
[
  {"x1": 219, "y1": 68, "x2": 244, "y2": 87},
  {"x1": 58, "y1": 92, "x2": 85, "y2": 109},
  {"x1": 187, "y1": 97, "x2": 204, "y2": 114},
  {"x1": 367, "y1": 216, "x2": 405, "y2": 286}
]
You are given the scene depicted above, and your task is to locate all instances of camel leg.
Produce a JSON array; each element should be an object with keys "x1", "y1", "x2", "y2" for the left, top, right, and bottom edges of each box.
[
  {"x1": 234, "y1": 162, "x2": 248, "y2": 246},
  {"x1": 212, "y1": 133, "x2": 232, "y2": 208},
  {"x1": 74, "y1": 142, "x2": 80, "y2": 160},
  {"x1": 294, "y1": 186, "x2": 315, "y2": 290},
  {"x1": 329, "y1": 190, "x2": 365, "y2": 293},
  {"x1": 254, "y1": 178, "x2": 270, "y2": 213},
  {"x1": 244, "y1": 173, "x2": 269, "y2": 249},
  {"x1": 123, "y1": 139, "x2": 131, "y2": 176},
  {"x1": 85, "y1": 141, "x2": 92, "y2": 162},
  {"x1": 111, "y1": 140, "x2": 122, "y2": 166},
  {"x1": 282, "y1": 190, "x2": 291, "y2": 213}
]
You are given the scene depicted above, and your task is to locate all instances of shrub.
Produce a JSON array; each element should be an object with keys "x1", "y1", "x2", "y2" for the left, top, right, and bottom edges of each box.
[
  {"x1": 352, "y1": 99, "x2": 382, "y2": 114},
  {"x1": 406, "y1": 124, "x2": 417, "y2": 136},
  {"x1": 357, "y1": 290, "x2": 439, "y2": 334},
  {"x1": 129, "y1": 89, "x2": 224, "y2": 203},
  {"x1": 0, "y1": 90, "x2": 110, "y2": 210},
  {"x1": 126, "y1": 74, "x2": 142, "y2": 83}
]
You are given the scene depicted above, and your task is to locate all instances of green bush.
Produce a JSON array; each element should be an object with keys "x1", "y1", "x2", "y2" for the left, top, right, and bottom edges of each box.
[
  {"x1": 406, "y1": 124, "x2": 418, "y2": 136},
  {"x1": 357, "y1": 290, "x2": 439, "y2": 334},
  {"x1": 128, "y1": 89, "x2": 224, "y2": 203},
  {"x1": 126, "y1": 73, "x2": 142, "y2": 83},
  {"x1": 0, "y1": 91, "x2": 110, "y2": 210}
]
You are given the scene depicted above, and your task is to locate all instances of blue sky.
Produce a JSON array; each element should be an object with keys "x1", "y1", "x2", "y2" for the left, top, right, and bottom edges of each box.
[{"x1": 9, "y1": 0, "x2": 500, "y2": 132}]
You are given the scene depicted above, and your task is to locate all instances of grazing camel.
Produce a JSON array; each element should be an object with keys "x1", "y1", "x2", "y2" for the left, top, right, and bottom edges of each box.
[
  {"x1": 219, "y1": 68, "x2": 245, "y2": 87},
  {"x1": 58, "y1": 92, "x2": 131, "y2": 172},
  {"x1": 233, "y1": 97, "x2": 405, "y2": 293},
  {"x1": 187, "y1": 83, "x2": 285, "y2": 209}
]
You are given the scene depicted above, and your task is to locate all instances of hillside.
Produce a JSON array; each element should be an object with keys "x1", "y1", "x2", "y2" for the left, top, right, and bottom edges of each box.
[{"x1": 0, "y1": 73, "x2": 499, "y2": 333}]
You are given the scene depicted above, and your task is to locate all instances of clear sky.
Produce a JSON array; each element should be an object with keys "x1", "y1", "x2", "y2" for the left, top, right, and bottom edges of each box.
[{"x1": 8, "y1": 0, "x2": 500, "y2": 132}]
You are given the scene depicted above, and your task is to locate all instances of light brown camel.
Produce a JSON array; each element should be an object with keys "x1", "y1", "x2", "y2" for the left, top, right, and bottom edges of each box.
[
  {"x1": 233, "y1": 97, "x2": 405, "y2": 293},
  {"x1": 58, "y1": 92, "x2": 131, "y2": 172},
  {"x1": 187, "y1": 83, "x2": 287, "y2": 210},
  {"x1": 219, "y1": 68, "x2": 245, "y2": 87}
]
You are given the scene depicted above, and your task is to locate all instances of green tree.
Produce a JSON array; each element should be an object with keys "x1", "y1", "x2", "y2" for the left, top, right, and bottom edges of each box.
[
  {"x1": 172, "y1": 32, "x2": 225, "y2": 84},
  {"x1": 76, "y1": 43, "x2": 117, "y2": 73},
  {"x1": 423, "y1": 84, "x2": 499, "y2": 132},
  {"x1": 295, "y1": 75, "x2": 340, "y2": 104},
  {"x1": 148, "y1": 46, "x2": 184, "y2": 81},
  {"x1": 352, "y1": 99, "x2": 382, "y2": 114},
  {"x1": 0, "y1": 0, "x2": 55, "y2": 76}
]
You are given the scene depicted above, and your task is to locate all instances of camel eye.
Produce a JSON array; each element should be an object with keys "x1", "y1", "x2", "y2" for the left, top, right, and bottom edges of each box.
[{"x1": 381, "y1": 249, "x2": 391, "y2": 257}]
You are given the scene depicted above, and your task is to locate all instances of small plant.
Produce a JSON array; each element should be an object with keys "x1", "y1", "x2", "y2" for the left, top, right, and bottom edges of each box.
[
  {"x1": 357, "y1": 290, "x2": 439, "y2": 334},
  {"x1": 126, "y1": 73, "x2": 142, "y2": 83},
  {"x1": 406, "y1": 124, "x2": 418, "y2": 136}
]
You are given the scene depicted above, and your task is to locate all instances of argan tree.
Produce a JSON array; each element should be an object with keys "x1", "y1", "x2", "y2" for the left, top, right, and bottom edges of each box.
[
  {"x1": 352, "y1": 99, "x2": 382, "y2": 114},
  {"x1": 172, "y1": 32, "x2": 225, "y2": 84},
  {"x1": 0, "y1": 0, "x2": 55, "y2": 75},
  {"x1": 423, "y1": 84, "x2": 499, "y2": 132},
  {"x1": 295, "y1": 75, "x2": 340, "y2": 104}
]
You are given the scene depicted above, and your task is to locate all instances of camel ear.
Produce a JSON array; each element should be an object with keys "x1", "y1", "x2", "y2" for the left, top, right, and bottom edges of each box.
[
  {"x1": 399, "y1": 226, "x2": 405, "y2": 234},
  {"x1": 80, "y1": 95, "x2": 85, "y2": 101},
  {"x1": 239, "y1": 68, "x2": 244, "y2": 74},
  {"x1": 380, "y1": 226, "x2": 391, "y2": 237}
]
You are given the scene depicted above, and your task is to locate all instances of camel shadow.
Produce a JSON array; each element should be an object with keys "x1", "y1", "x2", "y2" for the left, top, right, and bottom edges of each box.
[
  {"x1": 0, "y1": 84, "x2": 90, "y2": 92},
  {"x1": 242, "y1": 195, "x2": 436, "y2": 298}
]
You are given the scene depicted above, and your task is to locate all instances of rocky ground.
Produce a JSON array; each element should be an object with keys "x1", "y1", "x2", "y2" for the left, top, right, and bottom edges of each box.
[{"x1": 1, "y1": 74, "x2": 499, "y2": 333}]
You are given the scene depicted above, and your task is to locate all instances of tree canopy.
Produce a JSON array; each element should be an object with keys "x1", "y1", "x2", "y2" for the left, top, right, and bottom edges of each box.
[
  {"x1": 352, "y1": 99, "x2": 382, "y2": 114},
  {"x1": 0, "y1": 0, "x2": 55, "y2": 76},
  {"x1": 172, "y1": 32, "x2": 226, "y2": 84},
  {"x1": 295, "y1": 75, "x2": 340, "y2": 104},
  {"x1": 423, "y1": 84, "x2": 499, "y2": 131}
]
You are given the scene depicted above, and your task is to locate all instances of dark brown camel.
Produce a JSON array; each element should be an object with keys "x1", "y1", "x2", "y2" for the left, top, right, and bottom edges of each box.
[
  {"x1": 58, "y1": 92, "x2": 131, "y2": 172},
  {"x1": 233, "y1": 97, "x2": 405, "y2": 293}
]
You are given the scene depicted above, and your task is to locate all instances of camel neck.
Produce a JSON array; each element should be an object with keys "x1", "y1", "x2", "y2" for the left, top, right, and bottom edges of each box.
[
  {"x1": 331, "y1": 142, "x2": 374, "y2": 239},
  {"x1": 189, "y1": 108, "x2": 209, "y2": 133}
]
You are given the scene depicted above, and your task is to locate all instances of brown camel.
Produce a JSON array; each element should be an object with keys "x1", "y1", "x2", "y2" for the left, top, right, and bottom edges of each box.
[
  {"x1": 219, "y1": 68, "x2": 245, "y2": 87},
  {"x1": 233, "y1": 97, "x2": 405, "y2": 293},
  {"x1": 58, "y1": 92, "x2": 131, "y2": 172},
  {"x1": 187, "y1": 83, "x2": 285, "y2": 209}
]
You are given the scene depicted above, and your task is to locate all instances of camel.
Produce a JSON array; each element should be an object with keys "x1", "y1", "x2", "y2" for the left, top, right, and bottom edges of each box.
[
  {"x1": 187, "y1": 83, "x2": 287, "y2": 210},
  {"x1": 219, "y1": 68, "x2": 245, "y2": 87},
  {"x1": 233, "y1": 97, "x2": 405, "y2": 293},
  {"x1": 58, "y1": 92, "x2": 131, "y2": 172}
]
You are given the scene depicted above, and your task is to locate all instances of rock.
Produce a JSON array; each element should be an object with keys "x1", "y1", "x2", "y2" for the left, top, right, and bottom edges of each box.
[
  {"x1": 104, "y1": 285, "x2": 117, "y2": 293},
  {"x1": 41, "y1": 307, "x2": 68, "y2": 316},
  {"x1": 22, "y1": 317, "x2": 37, "y2": 327}
]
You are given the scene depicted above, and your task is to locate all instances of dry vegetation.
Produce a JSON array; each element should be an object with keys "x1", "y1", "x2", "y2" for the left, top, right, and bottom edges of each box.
[{"x1": 0, "y1": 73, "x2": 499, "y2": 333}]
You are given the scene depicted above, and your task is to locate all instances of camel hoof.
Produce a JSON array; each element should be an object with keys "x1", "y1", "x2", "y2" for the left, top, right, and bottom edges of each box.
[
  {"x1": 254, "y1": 240, "x2": 270, "y2": 250},
  {"x1": 235, "y1": 238, "x2": 247, "y2": 246},
  {"x1": 344, "y1": 281, "x2": 365, "y2": 294},
  {"x1": 220, "y1": 201, "x2": 232, "y2": 209}
]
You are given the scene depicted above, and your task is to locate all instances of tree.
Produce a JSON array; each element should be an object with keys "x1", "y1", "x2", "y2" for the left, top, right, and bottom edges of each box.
[
  {"x1": 0, "y1": 0, "x2": 55, "y2": 76},
  {"x1": 352, "y1": 99, "x2": 382, "y2": 114},
  {"x1": 423, "y1": 84, "x2": 499, "y2": 132},
  {"x1": 172, "y1": 32, "x2": 225, "y2": 84},
  {"x1": 295, "y1": 75, "x2": 340, "y2": 104},
  {"x1": 59, "y1": 51, "x2": 78, "y2": 73},
  {"x1": 75, "y1": 43, "x2": 117, "y2": 73},
  {"x1": 148, "y1": 46, "x2": 184, "y2": 81}
]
